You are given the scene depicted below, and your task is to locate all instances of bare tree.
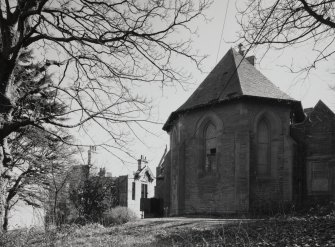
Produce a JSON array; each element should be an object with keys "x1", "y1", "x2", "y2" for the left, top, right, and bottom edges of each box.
[
  {"x1": 0, "y1": 0, "x2": 211, "y2": 230},
  {"x1": 47, "y1": 159, "x2": 75, "y2": 227},
  {"x1": 237, "y1": 0, "x2": 335, "y2": 72},
  {"x1": 4, "y1": 127, "x2": 78, "y2": 231}
]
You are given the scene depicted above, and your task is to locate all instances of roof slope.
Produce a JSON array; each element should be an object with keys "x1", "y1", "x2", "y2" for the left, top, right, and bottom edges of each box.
[
  {"x1": 134, "y1": 165, "x2": 154, "y2": 182},
  {"x1": 177, "y1": 48, "x2": 293, "y2": 113},
  {"x1": 163, "y1": 48, "x2": 302, "y2": 131},
  {"x1": 305, "y1": 100, "x2": 335, "y2": 119},
  {"x1": 234, "y1": 49, "x2": 293, "y2": 100}
]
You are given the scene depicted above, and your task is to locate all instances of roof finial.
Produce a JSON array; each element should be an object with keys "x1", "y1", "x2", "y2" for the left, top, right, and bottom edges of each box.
[{"x1": 238, "y1": 43, "x2": 244, "y2": 56}]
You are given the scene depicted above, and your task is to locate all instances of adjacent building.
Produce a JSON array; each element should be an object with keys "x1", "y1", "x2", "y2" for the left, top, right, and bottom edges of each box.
[
  {"x1": 117, "y1": 155, "x2": 155, "y2": 217},
  {"x1": 47, "y1": 150, "x2": 155, "y2": 223},
  {"x1": 292, "y1": 100, "x2": 335, "y2": 205}
]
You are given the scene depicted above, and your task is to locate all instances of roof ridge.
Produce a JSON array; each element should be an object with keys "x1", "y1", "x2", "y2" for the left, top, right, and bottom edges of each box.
[
  {"x1": 231, "y1": 49, "x2": 294, "y2": 101},
  {"x1": 231, "y1": 48, "x2": 246, "y2": 96},
  {"x1": 176, "y1": 48, "x2": 242, "y2": 112},
  {"x1": 215, "y1": 48, "x2": 243, "y2": 101},
  {"x1": 314, "y1": 100, "x2": 335, "y2": 116}
]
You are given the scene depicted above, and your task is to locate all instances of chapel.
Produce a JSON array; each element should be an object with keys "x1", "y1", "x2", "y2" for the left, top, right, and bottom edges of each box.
[{"x1": 155, "y1": 48, "x2": 335, "y2": 215}]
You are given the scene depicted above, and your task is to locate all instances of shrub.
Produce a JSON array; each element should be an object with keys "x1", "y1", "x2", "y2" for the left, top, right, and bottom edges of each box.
[
  {"x1": 307, "y1": 201, "x2": 335, "y2": 217},
  {"x1": 0, "y1": 227, "x2": 46, "y2": 247},
  {"x1": 102, "y1": 206, "x2": 137, "y2": 226}
]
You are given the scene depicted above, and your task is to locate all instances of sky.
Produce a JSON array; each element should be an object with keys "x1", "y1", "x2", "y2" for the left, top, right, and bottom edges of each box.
[
  {"x1": 90, "y1": 0, "x2": 335, "y2": 177},
  {"x1": 10, "y1": 0, "x2": 335, "y2": 229}
]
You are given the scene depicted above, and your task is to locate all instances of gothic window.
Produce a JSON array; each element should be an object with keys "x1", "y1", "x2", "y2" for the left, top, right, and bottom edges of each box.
[
  {"x1": 257, "y1": 119, "x2": 271, "y2": 176},
  {"x1": 204, "y1": 122, "x2": 217, "y2": 172}
]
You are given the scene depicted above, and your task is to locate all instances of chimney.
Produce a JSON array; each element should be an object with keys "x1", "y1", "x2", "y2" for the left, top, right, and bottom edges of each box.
[
  {"x1": 98, "y1": 167, "x2": 106, "y2": 177},
  {"x1": 246, "y1": 55, "x2": 255, "y2": 66},
  {"x1": 87, "y1": 146, "x2": 97, "y2": 166},
  {"x1": 238, "y1": 43, "x2": 244, "y2": 56},
  {"x1": 137, "y1": 155, "x2": 148, "y2": 170},
  {"x1": 138, "y1": 155, "x2": 142, "y2": 170}
]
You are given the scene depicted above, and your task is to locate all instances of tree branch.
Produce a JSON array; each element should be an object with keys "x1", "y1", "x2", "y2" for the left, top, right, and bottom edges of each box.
[{"x1": 299, "y1": 0, "x2": 335, "y2": 28}]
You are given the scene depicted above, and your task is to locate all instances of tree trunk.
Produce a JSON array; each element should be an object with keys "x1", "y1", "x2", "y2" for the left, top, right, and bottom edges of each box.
[
  {"x1": 0, "y1": 118, "x2": 16, "y2": 233},
  {"x1": 0, "y1": 116, "x2": 14, "y2": 233},
  {"x1": 3, "y1": 204, "x2": 9, "y2": 232},
  {"x1": 53, "y1": 191, "x2": 58, "y2": 226},
  {"x1": 0, "y1": 17, "x2": 24, "y2": 234},
  {"x1": 0, "y1": 141, "x2": 6, "y2": 233}
]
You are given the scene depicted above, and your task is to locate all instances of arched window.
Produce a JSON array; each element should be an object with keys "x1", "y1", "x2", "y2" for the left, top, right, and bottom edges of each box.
[
  {"x1": 257, "y1": 119, "x2": 271, "y2": 176},
  {"x1": 204, "y1": 122, "x2": 217, "y2": 172}
]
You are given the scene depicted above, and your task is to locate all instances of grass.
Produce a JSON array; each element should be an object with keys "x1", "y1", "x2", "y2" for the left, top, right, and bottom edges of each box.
[
  {"x1": 1, "y1": 213, "x2": 334, "y2": 246},
  {"x1": 162, "y1": 216, "x2": 335, "y2": 246}
]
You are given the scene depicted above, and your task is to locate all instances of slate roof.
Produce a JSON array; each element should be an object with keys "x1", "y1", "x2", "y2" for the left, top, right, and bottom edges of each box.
[
  {"x1": 304, "y1": 100, "x2": 335, "y2": 119},
  {"x1": 163, "y1": 48, "x2": 303, "y2": 131}
]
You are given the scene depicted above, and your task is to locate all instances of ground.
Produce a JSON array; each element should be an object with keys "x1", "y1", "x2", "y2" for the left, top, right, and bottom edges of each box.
[{"x1": 1, "y1": 215, "x2": 335, "y2": 247}]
